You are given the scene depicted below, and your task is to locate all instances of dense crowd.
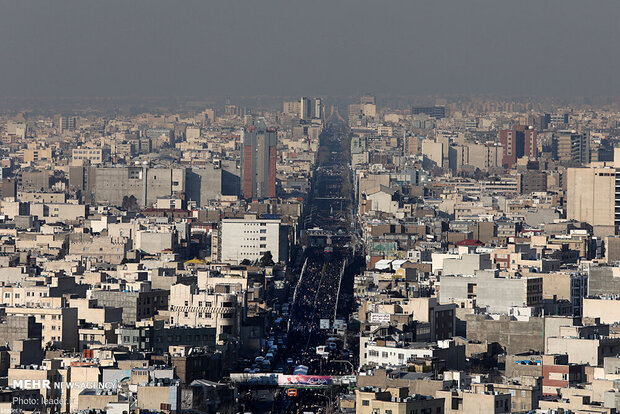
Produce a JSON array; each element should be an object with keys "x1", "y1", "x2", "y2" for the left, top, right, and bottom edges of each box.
[{"x1": 290, "y1": 248, "x2": 344, "y2": 333}]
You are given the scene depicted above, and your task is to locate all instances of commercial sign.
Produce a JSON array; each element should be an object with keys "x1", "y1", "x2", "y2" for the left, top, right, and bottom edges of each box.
[
  {"x1": 229, "y1": 373, "x2": 279, "y2": 386},
  {"x1": 277, "y1": 375, "x2": 333, "y2": 388},
  {"x1": 369, "y1": 313, "x2": 391, "y2": 324},
  {"x1": 319, "y1": 319, "x2": 331, "y2": 329}
]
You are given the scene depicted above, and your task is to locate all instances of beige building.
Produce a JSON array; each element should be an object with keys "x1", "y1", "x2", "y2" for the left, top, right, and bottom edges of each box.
[
  {"x1": 436, "y1": 387, "x2": 511, "y2": 413},
  {"x1": 583, "y1": 297, "x2": 620, "y2": 325},
  {"x1": 539, "y1": 393, "x2": 614, "y2": 413},
  {"x1": 72, "y1": 148, "x2": 108, "y2": 164},
  {"x1": 8, "y1": 360, "x2": 63, "y2": 405},
  {"x1": 421, "y1": 139, "x2": 444, "y2": 168},
  {"x1": 546, "y1": 334, "x2": 620, "y2": 366},
  {"x1": 555, "y1": 130, "x2": 589, "y2": 164},
  {"x1": 136, "y1": 381, "x2": 182, "y2": 413},
  {"x1": 68, "y1": 298, "x2": 123, "y2": 325},
  {"x1": 18, "y1": 192, "x2": 66, "y2": 203},
  {"x1": 22, "y1": 146, "x2": 52, "y2": 163},
  {"x1": 5, "y1": 297, "x2": 78, "y2": 350},
  {"x1": 566, "y1": 166, "x2": 615, "y2": 234},
  {"x1": 76, "y1": 390, "x2": 119, "y2": 412},
  {"x1": 69, "y1": 236, "x2": 129, "y2": 264},
  {"x1": 468, "y1": 142, "x2": 502, "y2": 171},
  {"x1": 471, "y1": 380, "x2": 541, "y2": 413},
  {"x1": 356, "y1": 387, "x2": 444, "y2": 414},
  {"x1": 164, "y1": 283, "x2": 241, "y2": 345}
]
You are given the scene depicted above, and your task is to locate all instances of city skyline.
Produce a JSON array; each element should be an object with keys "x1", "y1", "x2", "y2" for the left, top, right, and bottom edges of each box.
[{"x1": 3, "y1": 2, "x2": 620, "y2": 413}]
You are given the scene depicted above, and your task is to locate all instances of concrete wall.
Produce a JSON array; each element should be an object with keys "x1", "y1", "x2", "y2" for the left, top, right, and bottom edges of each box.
[
  {"x1": 186, "y1": 166, "x2": 222, "y2": 207},
  {"x1": 588, "y1": 266, "x2": 620, "y2": 296},
  {"x1": 464, "y1": 315, "x2": 544, "y2": 354}
]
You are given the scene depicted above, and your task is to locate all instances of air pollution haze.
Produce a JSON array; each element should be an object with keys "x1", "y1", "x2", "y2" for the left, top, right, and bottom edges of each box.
[{"x1": 1, "y1": 0, "x2": 620, "y2": 98}]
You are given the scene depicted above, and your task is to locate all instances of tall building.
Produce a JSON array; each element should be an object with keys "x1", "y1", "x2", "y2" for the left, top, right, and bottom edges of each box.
[
  {"x1": 468, "y1": 142, "x2": 503, "y2": 172},
  {"x1": 565, "y1": 151, "x2": 620, "y2": 236},
  {"x1": 312, "y1": 97, "x2": 322, "y2": 119},
  {"x1": 411, "y1": 105, "x2": 446, "y2": 119},
  {"x1": 300, "y1": 97, "x2": 312, "y2": 120},
  {"x1": 58, "y1": 115, "x2": 77, "y2": 133},
  {"x1": 240, "y1": 121, "x2": 277, "y2": 199},
  {"x1": 554, "y1": 130, "x2": 590, "y2": 165},
  {"x1": 220, "y1": 215, "x2": 288, "y2": 264},
  {"x1": 499, "y1": 125, "x2": 537, "y2": 168},
  {"x1": 283, "y1": 100, "x2": 301, "y2": 115},
  {"x1": 298, "y1": 97, "x2": 322, "y2": 120}
]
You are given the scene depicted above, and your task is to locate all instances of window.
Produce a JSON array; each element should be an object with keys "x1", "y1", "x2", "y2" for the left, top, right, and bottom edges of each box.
[{"x1": 362, "y1": 400, "x2": 369, "y2": 406}]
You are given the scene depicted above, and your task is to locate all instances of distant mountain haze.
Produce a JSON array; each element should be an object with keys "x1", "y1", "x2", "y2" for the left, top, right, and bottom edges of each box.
[{"x1": 0, "y1": 0, "x2": 619, "y2": 97}]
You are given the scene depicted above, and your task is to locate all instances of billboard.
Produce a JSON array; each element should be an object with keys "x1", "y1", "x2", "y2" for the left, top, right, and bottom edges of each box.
[
  {"x1": 369, "y1": 313, "x2": 391, "y2": 324},
  {"x1": 277, "y1": 375, "x2": 333, "y2": 388},
  {"x1": 319, "y1": 319, "x2": 331, "y2": 329},
  {"x1": 370, "y1": 241, "x2": 398, "y2": 256},
  {"x1": 229, "y1": 373, "x2": 279, "y2": 386}
]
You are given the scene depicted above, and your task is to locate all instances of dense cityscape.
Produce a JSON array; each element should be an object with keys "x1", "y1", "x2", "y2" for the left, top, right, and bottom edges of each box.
[
  {"x1": 0, "y1": 94, "x2": 617, "y2": 413},
  {"x1": 4, "y1": 1, "x2": 620, "y2": 413}
]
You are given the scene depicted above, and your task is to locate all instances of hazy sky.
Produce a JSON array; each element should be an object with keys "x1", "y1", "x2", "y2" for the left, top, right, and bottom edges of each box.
[{"x1": 1, "y1": 0, "x2": 620, "y2": 98}]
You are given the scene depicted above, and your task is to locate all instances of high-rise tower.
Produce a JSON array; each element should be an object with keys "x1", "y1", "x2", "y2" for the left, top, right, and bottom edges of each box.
[{"x1": 241, "y1": 121, "x2": 277, "y2": 199}]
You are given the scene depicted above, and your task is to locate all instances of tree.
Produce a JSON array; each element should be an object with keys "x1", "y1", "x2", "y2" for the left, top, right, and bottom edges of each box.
[
  {"x1": 122, "y1": 195, "x2": 140, "y2": 212},
  {"x1": 240, "y1": 259, "x2": 252, "y2": 266},
  {"x1": 259, "y1": 251, "x2": 275, "y2": 267}
]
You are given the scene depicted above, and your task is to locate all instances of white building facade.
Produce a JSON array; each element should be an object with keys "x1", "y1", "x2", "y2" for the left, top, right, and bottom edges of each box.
[{"x1": 220, "y1": 215, "x2": 287, "y2": 264}]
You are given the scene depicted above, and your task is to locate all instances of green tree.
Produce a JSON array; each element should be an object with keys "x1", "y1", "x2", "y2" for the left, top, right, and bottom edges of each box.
[
  {"x1": 122, "y1": 195, "x2": 140, "y2": 211},
  {"x1": 259, "y1": 251, "x2": 275, "y2": 267}
]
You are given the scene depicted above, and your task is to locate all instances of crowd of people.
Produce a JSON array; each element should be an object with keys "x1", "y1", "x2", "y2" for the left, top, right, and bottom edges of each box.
[{"x1": 290, "y1": 248, "x2": 344, "y2": 334}]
